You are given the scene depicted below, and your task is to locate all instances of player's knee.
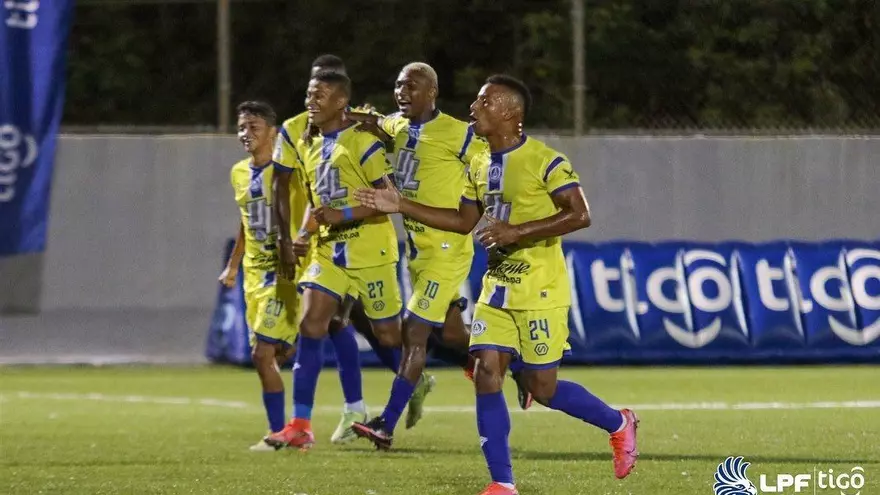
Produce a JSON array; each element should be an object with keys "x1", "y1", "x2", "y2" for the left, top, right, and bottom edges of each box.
[
  {"x1": 523, "y1": 369, "x2": 558, "y2": 402},
  {"x1": 299, "y1": 313, "x2": 329, "y2": 339},
  {"x1": 372, "y1": 320, "x2": 402, "y2": 347},
  {"x1": 474, "y1": 358, "x2": 505, "y2": 394},
  {"x1": 251, "y1": 342, "x2": 277, "y2": 369}
]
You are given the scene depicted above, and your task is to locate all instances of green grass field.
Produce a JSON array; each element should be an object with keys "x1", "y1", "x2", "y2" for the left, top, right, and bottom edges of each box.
[{"x1": 1, "y1": 365, "x2": 878, "y2": 494}]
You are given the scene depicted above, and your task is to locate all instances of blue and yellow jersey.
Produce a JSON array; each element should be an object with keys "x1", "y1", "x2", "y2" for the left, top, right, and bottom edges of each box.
[
  {"x1": 462, "y1": 136, "x2": 581, "y2": 310},
  {"x1": 230, "y1": 158, "x2": 283, "y2": 292},
  {"x1": 381, "y1": 111, "x2": 485, "y2": 262},
  {"x1": 297, "y1": 123, "x2": 398, "y2": 269}
]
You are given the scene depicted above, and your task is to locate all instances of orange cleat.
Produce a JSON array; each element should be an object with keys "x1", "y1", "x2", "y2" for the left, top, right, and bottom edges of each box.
[
  {"x1": 478, "y1": 482, "x2": 518, "y2": 495},
  {"x1": 263, "y1": 419, "x2": 315, "y2": 451},
  {"x1": 609, "y1": 409, "x2": 639, "y2": 479}
]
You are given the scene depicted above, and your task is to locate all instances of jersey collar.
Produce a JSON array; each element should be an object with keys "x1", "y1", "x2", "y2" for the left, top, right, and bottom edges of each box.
[
  {"x1": 409, "y1": 108, "x2": 441, "y2": 125},
  {"x1": 490, "y1": 134, "x2": 528, "y2": 158},
  {"x1": 321, "y1": 121, "x2": 357, "y2": 139}
]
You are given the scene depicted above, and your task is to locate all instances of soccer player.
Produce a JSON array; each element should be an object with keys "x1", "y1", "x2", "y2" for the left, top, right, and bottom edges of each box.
[
  {"x1": 266, "y1": 70, "x2": 403, "y2": 451},
  {"x1": 219, "y1": 101, "x2": 299, "y2": 451},
  {"x1": 345, "y1": 62, "x2": 484, "y2": 447},
  {"x1": 273, "y1": 54, "x2": 428, "y2": 443},
  {"x1": 355, "y1": 75, "x2": 639, "y2": 495}
]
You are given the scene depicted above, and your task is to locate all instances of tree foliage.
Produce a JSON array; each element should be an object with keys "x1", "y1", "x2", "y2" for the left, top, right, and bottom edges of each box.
[{"x1": 65, "y1": 0, "x2": 879, "y2": 130}]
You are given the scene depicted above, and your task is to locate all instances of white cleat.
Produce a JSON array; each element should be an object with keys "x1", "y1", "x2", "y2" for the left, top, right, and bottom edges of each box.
[
  {"x1": 331, "y1": 410, "x2": 368, "y2": 444},
  {"x1": 249, "y1": 437, "x2": 282, "y2": 452}
]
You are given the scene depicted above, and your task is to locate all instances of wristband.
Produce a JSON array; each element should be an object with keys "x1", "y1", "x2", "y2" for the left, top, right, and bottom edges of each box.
[
  {"x1": 296, "y1": 228, "x2": 310, "y2": 239},
  {"x1": 342, "y1": 207, "x2": 354, "y2": 221}
]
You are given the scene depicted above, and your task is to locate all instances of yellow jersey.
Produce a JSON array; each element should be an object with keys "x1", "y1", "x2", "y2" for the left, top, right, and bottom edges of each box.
[
  {"x1": 297, "y1": 123, "x2": 398, "y2": 268},
  {"x1": 462, "y1": 136, "x2": 581, "y2": 310},
  {"x1": 230, "y1": 158, "x2": 284, "y2": 292},
  {"x1": 382, "y1": 110, "x2": 485, "y2": 263}
]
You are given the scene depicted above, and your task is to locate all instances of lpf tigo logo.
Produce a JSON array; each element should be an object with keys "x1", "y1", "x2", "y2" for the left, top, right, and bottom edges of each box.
[
  {"x1": 714, "y1": 456, "x2": 867, "y2": 495},
  {"x1": 0, "y1": 124, "x2": 38, "y2": 202}
]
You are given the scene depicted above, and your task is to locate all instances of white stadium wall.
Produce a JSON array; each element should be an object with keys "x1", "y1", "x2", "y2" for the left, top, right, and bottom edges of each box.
[{"x1": 0, "y1": 135, "x2": 878, "y2": 363}]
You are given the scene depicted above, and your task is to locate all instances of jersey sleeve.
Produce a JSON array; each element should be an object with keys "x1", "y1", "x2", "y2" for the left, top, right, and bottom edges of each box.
[
  {"x1": 461, "y1": 167, "x2": 478, "y2": 204},
  {"x1": 380, "y1": 113, "x2": 408, "y2": 137},
  {"x1": 359, "y1": 137, "x2": 392, "y2": 186},
  {"x1": 543, "y1": 154, "x2": 580, "y2": 196},
  {"x1": 273, "y1": 125, "x2": 299, "y2": 172}
]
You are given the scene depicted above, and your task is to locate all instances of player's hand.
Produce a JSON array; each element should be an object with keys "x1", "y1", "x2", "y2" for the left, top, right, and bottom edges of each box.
[
  {"x1": 218, "y1": 265, "x2": 238, "y2": 288},
  {"x1": 476, "y1": 216, "x2": 521, "y2": 250},
  {"x1": 278, "y1": 238, "x2": 298, "y2": 279},
  {"x1": 354, "y1": 175, "x2": 401, "y2": 213},
  {"x1": 293, "y1": 235, "x2": 310, "y2": 258},
  {"x1": 313, "y1": 206, "x2": 344, "y2": 226},
  {"x1": 346, "y1": 109, "x2": 390, "y2": 142}
]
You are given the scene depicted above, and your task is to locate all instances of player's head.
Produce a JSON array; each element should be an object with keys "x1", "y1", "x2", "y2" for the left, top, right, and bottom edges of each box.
[
  {"x1": 469, "y1": 74, "x2": 531, "y2": 138},
  {"x1": 306, "y1": 71, "x2": 352, "y2": 127},
  {"x1": 310, "y1": 54, "x2": 347, "y2": 77},
  {"x1": 236, "y1": 100, "x2": 277, "y2": 155},
  {"x1": 395, "y1": 62, "x2": 438, "y2": 119}
]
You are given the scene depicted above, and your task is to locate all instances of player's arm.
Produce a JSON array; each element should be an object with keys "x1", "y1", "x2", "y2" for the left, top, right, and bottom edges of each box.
[
  {"x1": 219, "y1": 222, "x2": 245, "y2": 288},
  {"x1": 355, "y1": 176, "x2": 483, "y2": 234},
  {"x1": 476, "y1": 157, "x2": 590, "y2": 248},
  {"x1": 272, "y1": 134, "x2": 300, "y2": 277},
  {"x1": 345, "y1": 109, "x2": 394, "y2": 145}
]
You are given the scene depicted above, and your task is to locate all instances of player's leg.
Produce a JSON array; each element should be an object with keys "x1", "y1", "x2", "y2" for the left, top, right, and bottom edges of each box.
[
  {"x1": 516, "y1": 308, "x2": 638, "y2": 479},
  {"x1": 265, "y1": 261, "x2": 345, "y2": 450},
  {"x1": 326, "y1": 296, "x2": 368, "y2": 444},
  {"x1": 247, "y1": 282, "x2": 298, "y2": 451},
  {"x1": 349, "y1": 298, "x2": 402, "y2": 374},
  {"x1": 470, "y1": 304, "x2": 519, "y2": 494}
]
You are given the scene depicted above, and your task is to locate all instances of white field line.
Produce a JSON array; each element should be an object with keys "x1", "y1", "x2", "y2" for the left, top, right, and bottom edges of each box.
[{"x1": 3, "y1": 392, "x2": 880, "y2": 413}]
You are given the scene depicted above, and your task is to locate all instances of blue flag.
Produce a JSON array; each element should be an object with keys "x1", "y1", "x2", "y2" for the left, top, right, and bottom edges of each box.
[{"x1": 0, "y1": 2, "x2": 74, "y2": 256}]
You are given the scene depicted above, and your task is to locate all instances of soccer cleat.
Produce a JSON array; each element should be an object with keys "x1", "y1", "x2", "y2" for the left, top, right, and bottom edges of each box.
[
  {"x1": 330, "y1": 410, "x2": 368, "y2": 444},
  {"x1": 405, "y1": 373, "x2": 436, "y2": 429},
  {"x1": 263, "y1": 420, "x2": 315, "y2": 451},
  {"x1": 249, "y1": 437, "x2": 282, "y2": 452},
  {"x1": 510, "y1": 372, "x2": 533, "y2": 410},
  {"x1": 351, "y1": 416, "x2": 393, "y2": 450},
  {"x1": 464, "y1": 354, "x2": 477, "y2": 382},
  {"x1": 478, "y1": 482, "x2": 519, "y2": 495},
  {"x1": 609, "y1": 408, "x2": 639, "y2": 479}
]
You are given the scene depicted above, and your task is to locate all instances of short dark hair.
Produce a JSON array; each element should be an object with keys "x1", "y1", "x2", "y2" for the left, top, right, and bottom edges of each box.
[
  {"x1": 311, "y1": 54, "x2": 346, "y2": 72},
  {"x1": 236, "y1": 100, "x2": 277, "y2": 126},
  {"x1": 311, "y1": 70, "x2": 352, "y2": 98},
  {"x1": 486, "y1": 74, "x2": 532, "y2": 117}
]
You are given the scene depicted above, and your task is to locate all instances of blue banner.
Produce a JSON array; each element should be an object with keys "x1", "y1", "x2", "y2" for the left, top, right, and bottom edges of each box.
[
  {"x1": 207, "y1": 239, "x2": 880, "y2": 366},
  {"x1": 0, "y1": 1, "x2": 74, "y2": 256}
]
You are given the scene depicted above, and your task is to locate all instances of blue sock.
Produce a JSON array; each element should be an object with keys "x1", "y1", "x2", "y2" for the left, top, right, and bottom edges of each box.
[
  {"x1": 293, "y1": 336, "x2": 323, "y2": 420},
  {"x1": 262, "y1": 391, "x2": 285, "y2": 432},
  {"x1": 476, "y1": 391, "x2": 514, "y2": 484},
  {"x1": 548, "y1": 380, "x2": 623, "y2": 433},
  {"x1": 381, "y1": 375, "x2": 416, "y2": 432},
  {"x1": 509, "y1": 359, "x2": 524, "y2": 374},
  {"x1": 328, "y1": 326, "x2": 363, "y2": 404}
]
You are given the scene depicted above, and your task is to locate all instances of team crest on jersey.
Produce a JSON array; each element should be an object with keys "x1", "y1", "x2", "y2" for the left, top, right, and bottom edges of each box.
[
  {"x1": 307, "y1": 263, "x2": 321, "y2": 278},
  {"x1": 471, "y1": 319, "x2": 487, "y2": 336},
  {"x1": 418, "y1": 298, "x2": 430, "y2": 310},
  {"x1": 373, "y1": 301, "x2": 386, "y2": 312}
]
